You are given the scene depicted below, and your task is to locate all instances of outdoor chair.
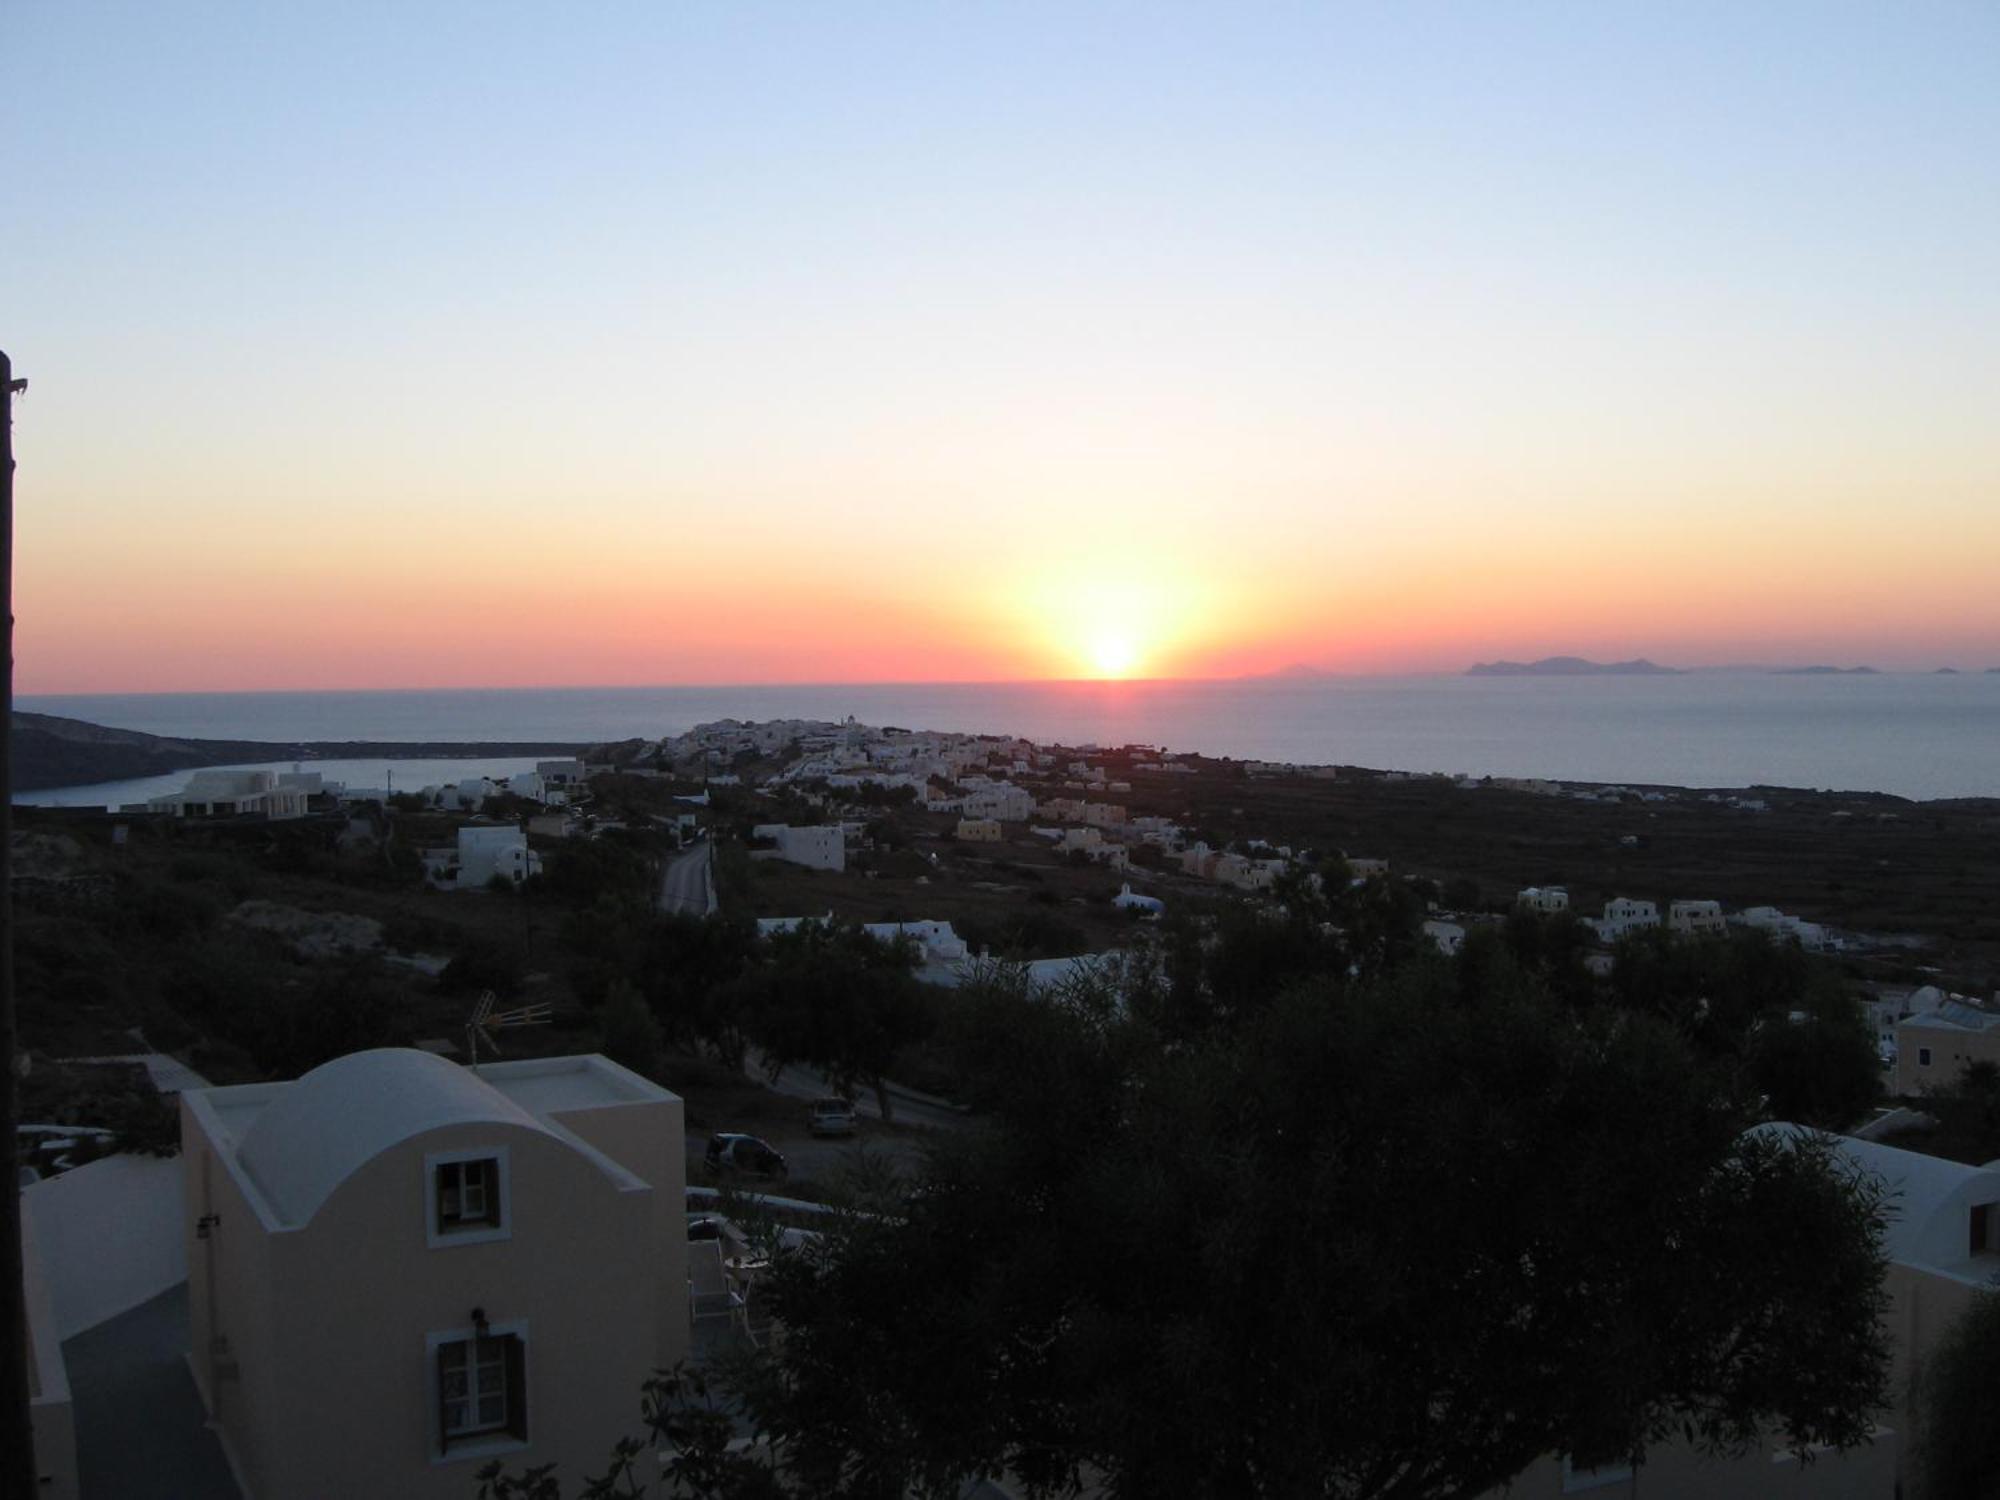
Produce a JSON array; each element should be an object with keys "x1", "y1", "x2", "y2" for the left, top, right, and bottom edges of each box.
[
  {"x1": 735, "y1": 1278, "x2": 786, "y2": 1354},
  {"x1": 688, "y1": 1238, "x2": 745, "y2": 1324}
]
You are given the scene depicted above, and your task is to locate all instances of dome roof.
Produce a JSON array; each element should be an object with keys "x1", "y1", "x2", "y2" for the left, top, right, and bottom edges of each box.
[{"x1": 236, "y1": 1048, "x2": 554, "y2": 1226}]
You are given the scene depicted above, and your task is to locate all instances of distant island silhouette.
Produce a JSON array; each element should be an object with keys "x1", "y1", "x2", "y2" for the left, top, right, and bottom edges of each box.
[
  {"x1": 1466, "y1": 656, "x2": 1679, "y2": 677},
  {"x1": 1459, "y1": 658, "x2": 1928, "y2": 678}
]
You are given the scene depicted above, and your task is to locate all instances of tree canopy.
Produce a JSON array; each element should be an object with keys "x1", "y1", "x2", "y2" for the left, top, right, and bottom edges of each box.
[
  {"x1": 723, "y1": 921, "x2": 934, "y2": 1120},
  {"x1": 1913, "y1": 1289, "x2": 2000, "y2": 1500},
  {"x1": 741, "y1": 968, "x2": 1891, "y2": 1499},
  {"x1": 490, "y1": 907, "x2": 1895, "y2": 1500}
]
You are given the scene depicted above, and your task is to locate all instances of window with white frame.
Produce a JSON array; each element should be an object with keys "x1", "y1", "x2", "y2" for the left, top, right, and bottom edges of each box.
[
  {"x1": 426, "y1": 1147, "x2": 511, "y2": 1246},
  {"x1": 431, "y1": 1324, "x2": 527, "y2": 1454}
]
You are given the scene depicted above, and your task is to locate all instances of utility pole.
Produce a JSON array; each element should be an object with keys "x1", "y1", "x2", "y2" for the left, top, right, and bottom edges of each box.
[{"x1": 1, "y1": 349, "x2": 36, "y2": 1496}]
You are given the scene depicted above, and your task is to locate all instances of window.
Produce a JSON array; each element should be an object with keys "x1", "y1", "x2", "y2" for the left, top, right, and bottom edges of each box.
[
  {"x1": 1919, "y1": 1047, "x2": 1932, "y2": 1068},
  {"x1": 426, "y1": 1147, "x2": 511, "y2": 1247},
  {"x1": 431, "y1": 1325, "x2": 526, "y2": 1456},
  {"x1": 438, "y1": 1159, "x2": 498, "y2": 1229}
]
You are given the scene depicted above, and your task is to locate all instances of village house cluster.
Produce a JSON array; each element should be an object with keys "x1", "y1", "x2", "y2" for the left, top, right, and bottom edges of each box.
[
  {"x1": 1516, "y1": 885, "x2": 1838, "y2": 950},
  {"x1": 664, "y1": 719, "x2": 1901, "y2": 989},
  {"x1": 143, "y1": 760, "x2": 598, "y2": 894},
  {"x1": 18, "y1": 715, "x2": 2000, "y2": 1500}
]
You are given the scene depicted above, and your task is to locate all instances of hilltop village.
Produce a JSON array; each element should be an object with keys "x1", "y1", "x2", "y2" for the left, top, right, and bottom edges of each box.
[{"x1": 11, "y1": 715, "x2": 2000, "y2": 1498}]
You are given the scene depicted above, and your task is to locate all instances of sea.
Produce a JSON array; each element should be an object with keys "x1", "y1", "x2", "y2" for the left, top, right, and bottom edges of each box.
[{"x1": 15, "y1": 675, "x2": 2000, "y2": 807}]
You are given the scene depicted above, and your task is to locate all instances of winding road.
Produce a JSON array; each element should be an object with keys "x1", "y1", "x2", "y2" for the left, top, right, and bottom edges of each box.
[{"x1": 659, "y1": 838, "x2": 717, "y2": 917}]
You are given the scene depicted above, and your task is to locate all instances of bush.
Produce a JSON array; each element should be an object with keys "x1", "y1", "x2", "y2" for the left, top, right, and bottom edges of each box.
[
  {"x1": 124, "y1": 874, "x2": 223, "y2": 941},
  {"x1": 598, "y1": 980, "x2": 664, "y2": 1080},
  {"x1": 1916, "y1": 1292, "x2": 2000, "y2": 1499},
  {"x1": 439, "y1": 940, "x2": 524, "y2": 999}
]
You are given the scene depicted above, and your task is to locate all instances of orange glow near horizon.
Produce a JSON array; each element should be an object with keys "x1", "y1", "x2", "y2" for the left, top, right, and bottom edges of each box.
[
  {"x1": 15, "y1": 517, "x2": 2000, "y2": 694},
  {"x1": 10, "y1": 388, "x2": 2000, "y2": 693}
]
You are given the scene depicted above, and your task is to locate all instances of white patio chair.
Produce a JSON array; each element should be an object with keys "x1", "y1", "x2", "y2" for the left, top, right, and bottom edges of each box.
[
  {"x1": 735, "y1": 1278, "x2": 786, "y2": 1354},
  {"x1": 688, "y1": 1239, "x2": 745, "y2": 1323}
]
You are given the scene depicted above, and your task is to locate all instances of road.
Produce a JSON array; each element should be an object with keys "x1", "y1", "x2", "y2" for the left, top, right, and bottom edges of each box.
[
  {"x1": 746, "y1": 1051, "x2": 972, "y2": 1132},
  {"x1": 659, "y1": 838, "x2": 718, "y2": 916}
]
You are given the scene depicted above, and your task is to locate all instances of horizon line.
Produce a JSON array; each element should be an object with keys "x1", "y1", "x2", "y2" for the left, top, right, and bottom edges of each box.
[{"x1": 16, "y1": 663, "x2": 2000, "y2": 699}]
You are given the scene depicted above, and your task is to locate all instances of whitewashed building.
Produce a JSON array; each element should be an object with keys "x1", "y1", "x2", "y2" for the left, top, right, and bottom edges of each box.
[
  {"x1": 452, "y1": 826, "x2": 542, "y2": 889},
  {"x1": 1113, "y1": 884, "x2": 1164, "y2": 916},
  {"x1": 962, "y1": 783, "x2": 1035, "y2": 822},
  {"x1": 1423, "y1": 919, "x2": 1467, "y2": 956},
  {"x1": 148, "y1": 769, "x2": 310, "y2": 821},
  {"x1": 1594, "y1": 897, "x2": 1661, "y2": 941},
  {"x1": 1517, "y1": 886, "x2": 1570, "y2": 914},
  {"x1": 862, "y1": 920, "x2": 969, "y2": 963},
  {"x1": 748, "y1": 824, "x2": 846, "y2": 873},
  {"x1": 1668, "y1": 899, "x2": 1726, "y2": 937},
  {"x1": 1734, "y1": 906, "x2": 1833, "y2": 952},
  {"x1": 535, "y1": 758, "x2": 587, "y2": 787}
]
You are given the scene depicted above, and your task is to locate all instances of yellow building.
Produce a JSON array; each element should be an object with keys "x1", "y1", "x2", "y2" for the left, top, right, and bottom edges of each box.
[{"x1": 180, "y1": 1050, "x2": 687, "y2": 1499}]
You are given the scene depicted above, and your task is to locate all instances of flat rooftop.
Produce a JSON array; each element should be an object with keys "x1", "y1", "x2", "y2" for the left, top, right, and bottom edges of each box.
[{"x1": 477, "y1": 1053, "x2": 674, "y2": 1115}]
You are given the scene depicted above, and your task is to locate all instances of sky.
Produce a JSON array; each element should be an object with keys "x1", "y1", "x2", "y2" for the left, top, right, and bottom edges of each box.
[{"x1": 5, "y1": 2, "x2": 1999, "y2": 691}]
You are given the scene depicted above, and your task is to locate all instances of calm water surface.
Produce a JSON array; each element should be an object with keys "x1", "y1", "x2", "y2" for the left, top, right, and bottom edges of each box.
[{"x1": 19, "y1": 675, "x2": 2000, "y2": 801}]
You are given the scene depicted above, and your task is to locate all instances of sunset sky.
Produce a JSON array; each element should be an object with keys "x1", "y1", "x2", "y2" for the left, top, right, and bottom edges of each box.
[{"x1": 5, "y1": 2, "x2": 1998, "y2": 691}]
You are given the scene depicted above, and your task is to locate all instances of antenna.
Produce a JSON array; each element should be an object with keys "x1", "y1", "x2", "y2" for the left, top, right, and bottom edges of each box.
[{"x1": 464, "y1": 990, "x2": 554, "y2": 1070}]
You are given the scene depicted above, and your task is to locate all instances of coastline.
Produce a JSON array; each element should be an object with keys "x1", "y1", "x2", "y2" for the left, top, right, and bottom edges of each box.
[{"x1": 9, "y1": 710, "x2": 591, "y2": 795}]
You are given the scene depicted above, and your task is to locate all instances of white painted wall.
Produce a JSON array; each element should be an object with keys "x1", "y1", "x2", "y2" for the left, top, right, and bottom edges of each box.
[{"x1": 23, "y1": 1154, "x2": 187, "y2": 1338}]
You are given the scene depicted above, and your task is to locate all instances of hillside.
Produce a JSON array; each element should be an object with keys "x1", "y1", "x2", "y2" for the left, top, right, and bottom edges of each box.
[{"x1": 9, "y1": 711, "x2": 590, "y2": 792}]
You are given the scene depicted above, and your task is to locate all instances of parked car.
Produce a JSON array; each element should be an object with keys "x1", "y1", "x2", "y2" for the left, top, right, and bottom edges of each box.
[
  {"x1": 705, "y1": 1132, "x2": 788, "y2": 1180},
  {"x1": 809, "y1": 1097, "x2": 857, "y2": 1137}
]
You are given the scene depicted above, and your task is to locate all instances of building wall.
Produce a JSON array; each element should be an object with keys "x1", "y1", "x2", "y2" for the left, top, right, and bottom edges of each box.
[
  {"x1": 21, "y1": 1200, "x2": 79, "y2": 1500},
  {"x1": 776, "y1": 825, "x2": 845, "y2": 872},
  {"x1": 1895, "y1": 1018, "x2": 2000, "y2": 1097},
  {"x1": 23, "y1": 1153, "x2": 185, "y2": 1339},
  {"x1": 187, "y1": 1112, "x2": 662, "y2": 1500},
  {"x1": 183, "y1": 1106, "x2": 285, "y2": 1493},
  {"x1": 964, "y1": 785, "x2": 1033, "y2": 821},
  {"x1": 544, "y1": 1088, "x2": 689, "y2": 1373}
]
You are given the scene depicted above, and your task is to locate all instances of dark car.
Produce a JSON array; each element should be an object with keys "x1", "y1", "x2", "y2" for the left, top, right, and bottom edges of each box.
[{"x1": 704, "y1": 1132, "x2": 788, "y2": 1180}]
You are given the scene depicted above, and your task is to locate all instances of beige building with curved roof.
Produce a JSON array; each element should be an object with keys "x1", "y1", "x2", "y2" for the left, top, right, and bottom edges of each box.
[{"x1": 179, "y1": 1049, "x2": 686, "y2": 1498}]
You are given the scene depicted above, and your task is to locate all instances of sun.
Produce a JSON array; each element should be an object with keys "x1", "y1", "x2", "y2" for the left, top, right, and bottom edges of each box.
[
  {"x1": 1088, "y1": 631, "x2": 1141, "y2": 679},
  {"x1": 1005, "y1": 562, "x2": 1209, "y2": 681}
]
